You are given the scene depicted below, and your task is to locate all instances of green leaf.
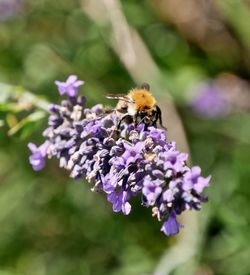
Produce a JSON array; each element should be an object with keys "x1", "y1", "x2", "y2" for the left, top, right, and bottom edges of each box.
[{"x1": 8, "y1": 111, "x2": 46, "y2": 136}]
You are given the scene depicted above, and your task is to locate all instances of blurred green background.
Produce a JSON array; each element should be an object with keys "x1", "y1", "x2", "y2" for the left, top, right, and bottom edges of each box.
[{"x1": 1, "y1": 0, "x2": 250, "y2": 274}]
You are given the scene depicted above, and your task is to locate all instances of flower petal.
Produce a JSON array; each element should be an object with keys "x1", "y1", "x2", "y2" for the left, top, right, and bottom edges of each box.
[{"x1": 161, "y1": 214, "x2": 183, "y2": 236}]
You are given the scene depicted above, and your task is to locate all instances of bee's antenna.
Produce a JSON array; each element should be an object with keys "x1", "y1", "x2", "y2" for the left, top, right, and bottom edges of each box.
[
  {"x1": 106, "y1": 94, "x2": 134, "y2": 103},
  {"x1": 138, "y1": 83, "x2": 150, "y2": 91}
]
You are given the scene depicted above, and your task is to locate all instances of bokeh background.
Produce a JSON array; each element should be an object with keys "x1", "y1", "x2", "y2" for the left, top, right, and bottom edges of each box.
[{"x1": 1, "y1": 0, "x2": 250, "y2": 274}]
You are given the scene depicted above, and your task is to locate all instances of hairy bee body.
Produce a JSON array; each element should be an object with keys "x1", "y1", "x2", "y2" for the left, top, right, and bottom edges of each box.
[{"x1": 106, "y1": 83, "x2": 164, "y2": 128}]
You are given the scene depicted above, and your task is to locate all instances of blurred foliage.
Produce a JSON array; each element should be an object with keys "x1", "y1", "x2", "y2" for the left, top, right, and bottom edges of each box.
[{"x1": 1, "y1": 0, "x2": 250, "y2": 274}]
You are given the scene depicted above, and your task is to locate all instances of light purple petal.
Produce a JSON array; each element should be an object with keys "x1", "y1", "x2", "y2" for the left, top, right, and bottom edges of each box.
[
  {"x1": 67, "y1": 86, "x2": 77, "y2": 97},
  {"x1": 194, "y1": 175, "x2": 211, "y2": 193},
  {"x1": 55, "y1": 75, "x2": 84, "y2": 97},
  {"x1": 74, "y1": 80, "x2": 85, "y2": 87},
  {"x1": 55, "y1": 81, "x2": 67, "y2": 95},
  {"x1": 191, "y1": 166, "x2": 201, "y2": 177},
  {"x1": 66, "y1": 75, "x2": 77, "y2": 84},
  {"x1": 39, "y1": 141, "x2": 49, "y2": 157},
  {"x1": 122, "y1": 201, "x2": 131, "y2": 215},
  {"x1": 54, "y1": 80, "x2": 66, "y2": 87},
  {"x1": 182, "y1": 180, "x2": 193, "y2": 191},
  {"x1": 190, "y1": 83, "x2": 228, "y2": 118},
  {"x1": 163, "y1": 189, "x2": 174, "y2": 202},
  {"x1": 28, "y1": 143, "x2": 37, "y2": 153},
  {"x1": 161, "y1": 214, "x2": 183, "y2": 236},
  {"x1": 28, "y1": 142, "x2": 49, "y2": 171}
]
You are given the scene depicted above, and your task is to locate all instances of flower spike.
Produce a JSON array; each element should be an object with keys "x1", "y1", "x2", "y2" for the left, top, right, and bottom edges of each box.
[{"x1": 29, "y1": 76, "x2": 211, "y2": 236}]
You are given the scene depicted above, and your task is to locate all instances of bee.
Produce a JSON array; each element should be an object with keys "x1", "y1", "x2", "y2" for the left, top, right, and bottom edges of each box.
[{"x1": 106, "y1": 83, "x2": 165, "y2": 129}]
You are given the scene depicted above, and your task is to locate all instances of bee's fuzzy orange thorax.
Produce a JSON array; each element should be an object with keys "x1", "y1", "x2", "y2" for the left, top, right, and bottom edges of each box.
[{"x1": 128, "y1": 89, "x2": 156, "y2": 111}]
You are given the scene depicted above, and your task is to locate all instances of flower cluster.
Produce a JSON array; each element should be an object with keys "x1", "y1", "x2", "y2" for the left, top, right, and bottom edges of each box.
[
  {"x1": 0, "y1": 0, "x2": 23, "y2": 21},
  {"x1": 190, "y1": 82, "x2": 228, "y2": 118},
  {"x1": 190, "y1": 74, "x2": 250, "y2": 118},
  {"x1": 28, "y1": 75, "x2": 211, "y2": 236}
]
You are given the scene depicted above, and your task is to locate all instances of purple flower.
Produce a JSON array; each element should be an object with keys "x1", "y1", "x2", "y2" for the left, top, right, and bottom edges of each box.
[
  {"x1": 183, "y1": 166, "x2": 211, "y2": 193},
  {"x1": 190, "y1": 83, "x2": 228, "y2": 118},
  {"x1": 119, "y1": 141, "x2": 144, "y2": 166},
  {"x1": 161, "y1": 213, "x2": 183, "y2": 236},
  {"x1": 0, "y1": 0, "x2": 23, "y2": 21},
  {"x1": 142, "y1": 176, "x2": 163, "y2": 206},
  {"x1": 29, "y1": 76, "x2": 211, "y2": 236},
  {"x1": 28, "y1": 141, "x2": 49, "y2": 171},
  {"x1": 107, "y1": 190, "x2": 131, "y2": 215},
  {"x1": 163, "y1": 150, "x2": 188, "y2": 173},
  {"x1": 55, "y1": 75, "x2": 84, "y2": 97}
]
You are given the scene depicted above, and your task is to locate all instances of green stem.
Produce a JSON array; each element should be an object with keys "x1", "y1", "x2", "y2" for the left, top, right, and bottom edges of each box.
[{"x1": 0, "y1": 83, "x2": 50, "y2": 113}]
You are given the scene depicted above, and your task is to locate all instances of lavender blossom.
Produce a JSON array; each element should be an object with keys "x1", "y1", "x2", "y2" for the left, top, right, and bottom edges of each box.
[
  {"x1": 190, "y1": 82, "x2": 228, "y2": 118},
  {"x1": 55, "y1": 75, "x2": 84, "y2": 97},
  {"x1": 0, "y1": 0, "x2": 23, "y2": 21},
  {"x1": 28, "y1": 76, "x2": 211, "y2": 236},
  {"x1": 161, "y1": 212, "x2": 183, "y2": 236},
  {"x1": 28, "y1": 141, "x2": 49, "y2": 171}
]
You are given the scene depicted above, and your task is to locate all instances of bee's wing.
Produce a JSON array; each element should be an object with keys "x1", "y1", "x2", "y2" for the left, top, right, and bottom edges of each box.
[{"x1": 106, "y1": 94, "x2": 134, "y2": 103}]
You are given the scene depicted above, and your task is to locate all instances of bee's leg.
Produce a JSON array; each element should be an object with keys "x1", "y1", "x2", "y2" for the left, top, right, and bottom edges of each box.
[
  {"x1": 134, "y1": 113, "x2": 139, "y2": 128},
  {"x1": 156, "y1": 105, "x2": 167, "y2": 130},
  {"x1": 151, "y1": 109, "x2": 160, "y2": 128},
  {"x1": 117, "y1": 114, "x2": 132, "y2": 130},
  {"x1": 117, "y1": 117, "x2": 123, "y2": 130},
  {"x1": 107, "y1": 114, "x2": 131, "y2": 139},
  {"x1": 152, "y1": 110, "x2": 158, "y2": 126},
  {"x1": 135, "y1": 116, "x2": 149, "y2": 130},
  {"x1": 144, "y1": 120, "x2": 149, "y2": 131}
]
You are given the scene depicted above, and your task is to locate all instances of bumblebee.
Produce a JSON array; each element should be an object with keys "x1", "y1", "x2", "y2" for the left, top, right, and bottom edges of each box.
[{"x1": 106, "y1": 83, "x2": 165, "y2": 129}]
